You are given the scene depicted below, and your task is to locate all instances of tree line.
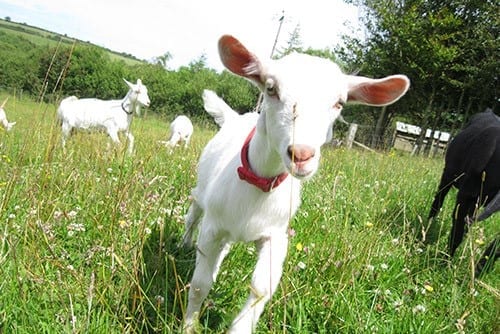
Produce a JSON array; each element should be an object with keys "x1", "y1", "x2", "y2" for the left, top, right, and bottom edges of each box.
[
  {"x1": 1, "y1": 0, "x2": 498, "y2": 148},
  {"x1": 0, "y1": 30, "x2": 259, "y2": 121},
  {"x1": 338, "y1": 0, "x2": 498, "y2": 148}
]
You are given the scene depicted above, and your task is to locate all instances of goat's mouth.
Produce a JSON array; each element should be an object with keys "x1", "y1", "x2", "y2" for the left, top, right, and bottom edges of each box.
[
  {"x1": 285, "y1": 144, "x2": 318, "y2": 179},
  {"x1": 290, "y1": 164, "x2": 314, "y2": 178},
  {"x1": 284, "y1": 158, "x2": 318, "y2": 179}
]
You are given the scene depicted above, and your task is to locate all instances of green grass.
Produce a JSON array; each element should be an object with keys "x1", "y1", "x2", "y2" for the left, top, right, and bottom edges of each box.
[{"x1": 0, "y1": 94, "x2": 498, "y2": 333}]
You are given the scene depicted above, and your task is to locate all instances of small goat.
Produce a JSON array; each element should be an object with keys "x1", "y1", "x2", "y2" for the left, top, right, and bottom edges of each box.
[
  {"x1": 182, "y1": 35, "x2": 410, "y2": 333},
  {"x1": 160, "y1": 115, "x2": 193, "y2": 149},
  {"x1": 57, "y1": 79, "x2": 150, "y2": 154},
  {"x1": 428, "y1": 109, "x2": 500, "y2": 275},
  {"x1": 0, "y1": 98, "x2": 16, "y2": 131}
]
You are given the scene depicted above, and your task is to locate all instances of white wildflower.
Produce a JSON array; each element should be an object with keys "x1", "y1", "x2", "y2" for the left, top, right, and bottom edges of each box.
[
  {"x1": 297, "y1": 261, "x2": 306, "y2": 270},
  {"x1": 412, "y1": 304, "x2": 426, "y2": 314}
]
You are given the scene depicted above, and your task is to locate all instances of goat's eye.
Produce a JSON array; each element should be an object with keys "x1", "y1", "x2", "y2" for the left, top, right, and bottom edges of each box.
[
  {"x1": 334, "y1": 100, "x2": 345, "y2": 109},
  {"x1": 265, "y1": 78, "x2": 278, "y2": 97}
]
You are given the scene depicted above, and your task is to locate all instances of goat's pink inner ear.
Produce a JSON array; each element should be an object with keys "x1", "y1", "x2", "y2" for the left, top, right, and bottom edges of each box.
[
  {"x1": 348, "y1": 76, "x2": 409, "y2": 106},
  {"x1": 218, "y1": 35, "x2": 261, "y2": 82}
]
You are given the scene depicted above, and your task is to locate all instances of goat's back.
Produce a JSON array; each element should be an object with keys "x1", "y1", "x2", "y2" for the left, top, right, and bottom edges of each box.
[
  {"x1": 58, "y1": 97, "x2": 128, "y2": 130},
  {"x1": 195, "y1": 112, "x2": 258, "y2": 196},
  {"x1": 170, "y1": 115, "x2": 193, "y2": 136},
  {"x1": 445, "y1": 111, "x2": 500, "y2": 192}
]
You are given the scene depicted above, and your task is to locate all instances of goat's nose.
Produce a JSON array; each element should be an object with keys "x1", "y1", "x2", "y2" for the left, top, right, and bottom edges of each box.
[{"x1": 287, "y1": 144, "x2": 315, "y2": 162}]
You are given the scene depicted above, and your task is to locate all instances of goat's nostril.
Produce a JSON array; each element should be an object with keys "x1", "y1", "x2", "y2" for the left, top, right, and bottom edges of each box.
[{"x1": 287, "y1": 145, "x2": 315, "y2": 162}]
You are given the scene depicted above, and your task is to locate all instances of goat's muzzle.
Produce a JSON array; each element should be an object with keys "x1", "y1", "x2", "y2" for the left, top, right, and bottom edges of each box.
[{"x1": 287, "y1": 144, "x2": 316, "y2": 177}]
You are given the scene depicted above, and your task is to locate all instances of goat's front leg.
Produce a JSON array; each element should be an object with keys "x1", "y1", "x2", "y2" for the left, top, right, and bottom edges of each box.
[
  {"x1": 229, "y1": 232, "x2": 288, "y2": 334},
  {"x1": 184, "y1": 222, "x2": 230, "y2": 333},
  {"x1": 125, "y1": 131, "x2": 134, "y2": 155}
]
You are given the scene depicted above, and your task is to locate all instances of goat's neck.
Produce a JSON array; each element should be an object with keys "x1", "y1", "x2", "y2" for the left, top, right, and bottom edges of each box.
[
  {"x1": 121, "y1": 90, "x2": 139, "y2": 115},
  {"x1": 247, "y1": 125, "x2": 286, "y2": 179}
]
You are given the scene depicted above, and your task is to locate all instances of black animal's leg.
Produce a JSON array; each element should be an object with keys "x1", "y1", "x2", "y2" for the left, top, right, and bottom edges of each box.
[
  {"x1": 428, "y1": 170, "x2": 455, "y2": 220},
  {"x1": 448, "y1": 194, "x2": 476, "y2": 257},
  {"x1": 475, "y1": 237, "x2": 499, "y2": 277}
]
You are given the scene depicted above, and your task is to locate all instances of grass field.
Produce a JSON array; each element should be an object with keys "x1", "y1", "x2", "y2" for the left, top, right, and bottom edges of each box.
[{"x1": 0, "y1": 94, "x2": 498, "y2": 333}]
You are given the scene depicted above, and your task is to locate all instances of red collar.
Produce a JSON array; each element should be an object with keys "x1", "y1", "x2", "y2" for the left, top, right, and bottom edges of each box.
[{"x1": 237, "y1": 127, "x2": 288, "y2": 192}]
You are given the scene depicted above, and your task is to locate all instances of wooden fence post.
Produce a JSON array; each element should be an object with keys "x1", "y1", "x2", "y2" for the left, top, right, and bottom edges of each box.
[{"x1": 345, "y1": 123, "x2": 358, "y2": 149}]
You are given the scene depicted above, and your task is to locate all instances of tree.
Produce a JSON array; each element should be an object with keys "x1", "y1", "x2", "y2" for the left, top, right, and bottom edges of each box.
[
  {"x1": 153, "y1": 52, "x2": 172, "y2": 69},
  {"x1": 339, "y1": 0, "x2": 499, "y2": 149},
  {"x1": 276, "y1": 24, "x2": 303, "y2": 57}
]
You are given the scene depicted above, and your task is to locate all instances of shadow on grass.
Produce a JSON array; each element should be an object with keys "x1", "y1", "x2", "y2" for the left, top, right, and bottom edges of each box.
[
  {"x1": 372, "y1": 202, "x2": 454, "y2": 270},
  {"x1": 130, "y1": 218, "x2": 228, "y2": 333},
  {"x1": 129, "y1": 219, "x2": 195, "y2": 333}
]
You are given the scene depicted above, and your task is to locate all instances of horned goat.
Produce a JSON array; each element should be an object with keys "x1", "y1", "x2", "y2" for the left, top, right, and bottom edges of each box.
[
  {"x1": 428, "y1": 109, "x2": 499, "y2": 276},
  {"x1": 0, "y1": 98, "x2": 16, "y2": 131},
  {"x1": 57, "y1": 79, "x2": 150, "y2": 154},
  {"x1": 182, "y1": 35, "x2": 410, "y2": 333}
]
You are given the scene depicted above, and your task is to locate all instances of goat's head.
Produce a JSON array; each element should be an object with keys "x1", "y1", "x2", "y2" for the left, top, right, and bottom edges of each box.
[
  {"x1": 219, "y1": 35, "x2": 410, "y2": 179},
  {"x1": 124, "y1": 79, "x2": 151, "y2": 112}
]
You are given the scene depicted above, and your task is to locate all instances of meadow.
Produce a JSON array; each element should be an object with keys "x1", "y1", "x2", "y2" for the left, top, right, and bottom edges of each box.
[{"x1": 0, "y1": 94, "x2": 498, "y2": 333}]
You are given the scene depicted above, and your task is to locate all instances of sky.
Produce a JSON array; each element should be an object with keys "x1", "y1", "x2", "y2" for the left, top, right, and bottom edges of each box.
[{"x1": 0, "y1": 0, "x2": 362, "y2": 71}]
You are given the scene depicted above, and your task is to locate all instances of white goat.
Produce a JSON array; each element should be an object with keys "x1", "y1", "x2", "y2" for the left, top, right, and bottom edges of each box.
[
  {"x1": 182, "y1": 35, "x2": 410, "y2": 333},
  {"x1": 0, "y1": 98, "x2": 16, "y2": 131},
  {"x1": 57, "y1": 79, "x2": 150, "y2": 154},
  {"x1": 160, "y1": 115, "x2": 194, "y2": 148}
]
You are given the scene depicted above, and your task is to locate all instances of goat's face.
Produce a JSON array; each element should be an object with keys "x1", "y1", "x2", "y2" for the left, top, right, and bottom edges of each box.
[
  {"x1": 258, "y1": 54, "x2": 346, "y2": 178},
  {"x1": 125, "y1": 79, "x2": 151, "y2": 110},
  {"x1": 218, "y1": 35, "x2": 410, "y2": 179}
]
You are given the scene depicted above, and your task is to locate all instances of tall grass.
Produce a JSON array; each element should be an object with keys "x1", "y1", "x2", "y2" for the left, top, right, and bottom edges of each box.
[{"x1": 0, "y1": 95, "x2": 498, "y2": 333}]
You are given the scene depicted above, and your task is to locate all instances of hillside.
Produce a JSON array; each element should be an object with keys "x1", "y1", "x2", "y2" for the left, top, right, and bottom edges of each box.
[{"x1": 0, "y1": 18, "x2": 144, "y2": 65}]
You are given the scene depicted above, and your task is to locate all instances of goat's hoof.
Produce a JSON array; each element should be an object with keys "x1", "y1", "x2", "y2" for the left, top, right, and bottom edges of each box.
[{"x1": 184, "y1": 315, "x2": 200, "y2": 334}]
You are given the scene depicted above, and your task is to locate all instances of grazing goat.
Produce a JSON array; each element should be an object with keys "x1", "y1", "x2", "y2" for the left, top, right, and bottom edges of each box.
[
  {"x1": 182, "y1": 35, "x2": 410, "y2": 333},
  {"x1": 428, "y1": 109, "x2": 500, "y2": 275},
  {"x1": 0, "y1": 98, "x2": 16, "y2": 131},
  {"x1": 160, "y1": 115, "x2": 193, "y2": 148},
  {"x1": 57, "y1": 79, "x2": 150, "y2": 154}
]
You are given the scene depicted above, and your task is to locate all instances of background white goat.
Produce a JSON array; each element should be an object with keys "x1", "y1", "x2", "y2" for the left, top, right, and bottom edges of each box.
[
  {"x1": 57, "y1": 79, "x2": 150, "y2": 154},
  {"x1": 0, "y1": 98, "x2": 16, "y2": 131},
  {"x1": 182, "y1": 35, "x2": 410, "y2": 333},
  {"x1": 159, "y1": 115, "x2": 193, "y2": 149}
]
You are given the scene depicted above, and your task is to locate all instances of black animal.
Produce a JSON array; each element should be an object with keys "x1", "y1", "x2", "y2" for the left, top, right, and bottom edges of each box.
[{"x1": 428, "y1": 109, "x2": 500, "y2": 276}]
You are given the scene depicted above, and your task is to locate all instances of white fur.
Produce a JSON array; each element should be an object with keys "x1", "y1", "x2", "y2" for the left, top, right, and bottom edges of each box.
[
  {"x1": 160, "y1": 115, "x2": 193, "y2": 148},
  {"x1": 57, "y1": 79, "x2": 150, "y2": 154},
  {"x1": 0, "y1": 98, "x2": 15, "y2": 131},
  {"x1": 182, "y1": 35, "x2": 410, "y2": 333}
]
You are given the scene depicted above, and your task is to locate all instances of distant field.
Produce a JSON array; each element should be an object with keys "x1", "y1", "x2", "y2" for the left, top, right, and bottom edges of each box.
[
  {"x1": 0, "y1": 94, "x2": 498, "y2": 333},
  {"x1": 0, "y1": 18, "x2": 144, "y2": 65}
]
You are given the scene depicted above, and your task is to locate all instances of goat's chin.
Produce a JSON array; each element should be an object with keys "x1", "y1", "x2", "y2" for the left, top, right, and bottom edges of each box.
[{"x1": 287, "y1": 161, "x2": 318, "y2": 180}]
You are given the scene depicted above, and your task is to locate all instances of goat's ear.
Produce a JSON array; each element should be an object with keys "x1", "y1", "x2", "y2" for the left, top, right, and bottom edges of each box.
[
  {"x1": 218, "y1": 35, "x2": 263, "y2": 84},
  {"x1": 1, "y1": 97, "x2": 8, "y2": 109},
  {"x1": 123, "y1": 78, "x2": 133, "y2": 88},
  {"x1": 346, "y1": 75, "x2": 410, "y2": 106}
]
